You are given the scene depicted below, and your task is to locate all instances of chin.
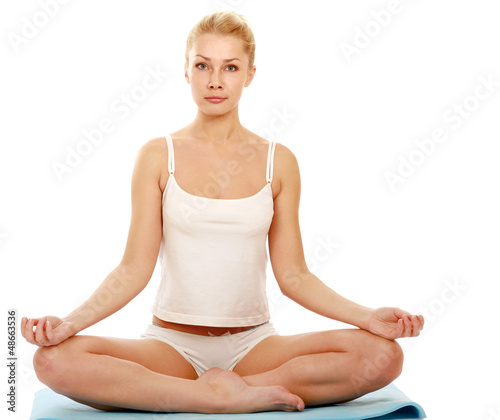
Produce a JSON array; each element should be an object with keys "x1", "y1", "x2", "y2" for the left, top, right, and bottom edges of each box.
[{"x1": 197, "y1": 101, "x2": 237, "y2": 116}]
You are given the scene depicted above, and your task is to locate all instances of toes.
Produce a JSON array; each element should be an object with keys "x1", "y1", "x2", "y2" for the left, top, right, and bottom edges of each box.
[{"x1": 269, "y1": 386, "x2": 304, "y2": 412}]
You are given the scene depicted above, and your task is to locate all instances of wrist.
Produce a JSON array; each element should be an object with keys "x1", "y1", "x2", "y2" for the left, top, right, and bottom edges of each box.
[
  {"x1": 61, "y1": 314, "x2": 85, "y2": 335},
  {"x1": 353, "y1": 306, "x2": 374, "y2": 331}
]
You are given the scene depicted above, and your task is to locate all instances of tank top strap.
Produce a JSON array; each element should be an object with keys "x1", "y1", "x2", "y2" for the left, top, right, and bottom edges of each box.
[
  {"x1": 266, "y1": 141, "x2": 277, "y2": 184},
  {"x1": 165, "y1": 135, "x2": 175, "y2": 175}
]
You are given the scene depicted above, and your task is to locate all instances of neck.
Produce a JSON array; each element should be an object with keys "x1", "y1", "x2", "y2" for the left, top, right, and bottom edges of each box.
[{"x1": 188, "y1": 105, "x2": 247, "y2": 145}]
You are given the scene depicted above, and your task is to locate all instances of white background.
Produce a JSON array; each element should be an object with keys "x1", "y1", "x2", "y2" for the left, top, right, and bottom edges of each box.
[{"x1": 1, "y1": 0, "x2": 499, "y2": 419}]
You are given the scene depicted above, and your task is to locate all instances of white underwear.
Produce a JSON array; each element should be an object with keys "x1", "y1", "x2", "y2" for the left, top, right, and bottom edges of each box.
[{"x1": 140, "y1": 321, "x2": 278, "y2": 376}]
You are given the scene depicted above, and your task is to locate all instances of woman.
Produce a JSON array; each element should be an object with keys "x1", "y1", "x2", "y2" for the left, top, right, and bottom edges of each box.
[{"x1": 22, "y1": 11, "x2": 424, "y2": 414}]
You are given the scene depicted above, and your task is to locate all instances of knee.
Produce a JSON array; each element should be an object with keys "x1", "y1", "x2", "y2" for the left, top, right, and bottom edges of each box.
[
  {"x1": 374, "y1": 338, "x2": 404, "y2": 384},
  {"x1": 33, "y1": 337, "x2": 80, "y2": 390},
  {"x1": 354, "y1": 333, "x2": 404, "y2": 388},
  {"x1": 368, "y1": 336, "x2": 404, "y2": 385},
  {"x1": 33, "y1": 345, "x2": 63, "y2": 388}
]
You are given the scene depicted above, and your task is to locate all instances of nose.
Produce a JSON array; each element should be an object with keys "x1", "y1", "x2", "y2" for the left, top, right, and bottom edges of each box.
[{"x1": 208, "y1": 69, "x2": 222, "y2": 89}]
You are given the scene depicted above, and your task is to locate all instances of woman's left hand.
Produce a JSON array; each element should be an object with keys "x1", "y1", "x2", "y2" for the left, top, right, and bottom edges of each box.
[{"x1": 364, "y1": 307, "x2": 424, "y2": 340}]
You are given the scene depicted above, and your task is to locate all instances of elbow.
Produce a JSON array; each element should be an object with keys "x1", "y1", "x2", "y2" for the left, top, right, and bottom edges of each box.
[
  {"x1": 276, "y1": 264, "x2": 311, "y2": 298},
  {"x1": 279, "y1": 282, "x2": 301, "y2": 300},
  {"x1": 114, "y1": 263, "x2": 152, "y2": 292}
]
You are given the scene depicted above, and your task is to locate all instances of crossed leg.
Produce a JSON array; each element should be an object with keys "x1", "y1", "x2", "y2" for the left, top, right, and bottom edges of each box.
[
  {"x1": 234, "y1": 328, "x2": 404, "y2": 406},
  {"x1": 33, "y1": 328, "x2": 403, "y2": 412},
  {"x1": 32, "y1": 335, "x2": 303, "y2": 413}
]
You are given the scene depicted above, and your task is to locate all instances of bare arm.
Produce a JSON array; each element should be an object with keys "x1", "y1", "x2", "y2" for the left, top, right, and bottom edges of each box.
[
  {"x1": 22, "y1": 138, "x2": 167, "y2": 346},
  {"x1": 268, "y1": 144, "x2": 424, "y2": 339}
]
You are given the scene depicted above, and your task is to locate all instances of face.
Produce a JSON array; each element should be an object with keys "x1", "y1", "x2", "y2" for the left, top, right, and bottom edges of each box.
[{"x1": 185, "y1": 33, "x2": 256, "y2": 116}]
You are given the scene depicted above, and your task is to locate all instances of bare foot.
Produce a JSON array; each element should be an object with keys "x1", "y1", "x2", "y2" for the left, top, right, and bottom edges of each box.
[{"x1": 197, "y1": 368, "x2": 304, "y2": 414}]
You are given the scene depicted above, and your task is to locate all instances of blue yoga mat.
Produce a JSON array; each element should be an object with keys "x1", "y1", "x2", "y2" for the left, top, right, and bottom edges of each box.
[{"x1": 30, "y1": 383, "x2": 425, "y2": 419}]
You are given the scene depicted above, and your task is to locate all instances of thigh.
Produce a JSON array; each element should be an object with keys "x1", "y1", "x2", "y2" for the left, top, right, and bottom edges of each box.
[
  {"x1": 49, "y1": 333, "x2": 198, "y2": 379},
  {"x1": 233, "y1": 328, "x2": 393, "y2": 376}
]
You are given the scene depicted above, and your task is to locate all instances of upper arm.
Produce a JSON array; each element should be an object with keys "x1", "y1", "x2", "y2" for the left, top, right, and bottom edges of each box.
[
  {"x1": 268, "y1": 143, "x2": 309, "y2": 293},
  {"x1": 119, "y1": 137, "x2": 166, "y2": 283}
]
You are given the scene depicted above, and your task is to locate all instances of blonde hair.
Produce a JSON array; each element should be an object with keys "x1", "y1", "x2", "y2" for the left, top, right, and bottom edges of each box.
[{"x1": 185, "y1": 11, "x2": 256, "y2": 72}]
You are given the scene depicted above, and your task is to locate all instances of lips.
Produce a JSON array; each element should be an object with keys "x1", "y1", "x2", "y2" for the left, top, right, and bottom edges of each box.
[{"x1": 205, "y1": 96, "x2": 226, "y2": 103}]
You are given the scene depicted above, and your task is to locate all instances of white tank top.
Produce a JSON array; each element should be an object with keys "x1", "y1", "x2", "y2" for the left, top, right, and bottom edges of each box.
[{"x1": 151, "y1": 135, "x2": 276, "y2": 327}]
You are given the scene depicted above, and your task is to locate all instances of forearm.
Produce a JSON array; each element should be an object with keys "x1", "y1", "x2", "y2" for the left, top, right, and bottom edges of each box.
[
  {"x1": 280, "y1": 269, "x2": 373, "y2": 329},
  {"x1": 62, "y1": 264, "x2": 148, "y2": 333}
]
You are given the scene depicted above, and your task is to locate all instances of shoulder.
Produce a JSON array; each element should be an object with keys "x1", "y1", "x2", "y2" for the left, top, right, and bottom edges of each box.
[
  {"x1": 274, "y1": 142, "x2": 299, "y2": 172},
  {"x1": 251, "y1": 136, "x2": 300, "y2": 198},
  {"x1": 135, "y1": 136, "x2": 168, "y2": 167},
  {"x1": 132, "y1": 137, "x2": 169, "y2": 188},
  {"x1": 246, "y1": 130, "x2": 300, "y2": 192},
  {"x1": 248, "y1": 131, "x2": 299, "y2": 172},
  {"x1": 137, "y1": 136, "x2": 168, "y2": 156},
  {"x1": 273, "y1": 142, "x2": 300, "y2": 196}
]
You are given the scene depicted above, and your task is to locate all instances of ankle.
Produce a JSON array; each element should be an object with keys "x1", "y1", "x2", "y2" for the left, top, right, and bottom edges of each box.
[{"x1": 191, "y1": 369, "x2": 229, "y2": 413}]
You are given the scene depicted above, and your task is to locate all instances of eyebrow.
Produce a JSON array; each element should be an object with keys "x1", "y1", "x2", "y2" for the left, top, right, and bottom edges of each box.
[{"x1": 194, "y1": 54, "x2": 241, "y2": 62}]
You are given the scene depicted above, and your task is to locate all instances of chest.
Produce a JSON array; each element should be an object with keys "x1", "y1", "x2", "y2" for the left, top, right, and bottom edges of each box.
[
  {"x1": 173, "y1": 143, "x2": 269, "y2": 200},
  {"x1": 163, "y1": 175, "x2": 274, "y2": 236}
]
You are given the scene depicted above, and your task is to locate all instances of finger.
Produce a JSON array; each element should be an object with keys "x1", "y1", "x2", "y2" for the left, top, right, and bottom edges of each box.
[
  {"x1": 35, "y1": 316, "x2": 47, "y2": 345},
  {"x1": 393, "y1": 307, "x2": 412, "y2": 319},
  {"x1": 24, "y1": 318, "x2": 36, "y2": 345},
  {"x1": 20, "y1": 317, "x2": 27, "y2": 339},
  {"x1": 386, "y1": 318, "x2": 404, "y2": 340},
  {"x1": 410, "y1": 315, "x2": 421, "y2": 336},
  {"x1": 45, "y1": 320, "x2": 55, "y2": 343},
  {"x1": 395, "y1": 318, "x2": 405, "y2": 339},
  {"x1": 21, "y1": 317, "x2": 28, "y2": 341},
  {"x1": 402, "y1": 314, "x2": 412, "y2": 337},
  {"x1": 416, "y1": 315, "x2": 424, "y2": 329}
]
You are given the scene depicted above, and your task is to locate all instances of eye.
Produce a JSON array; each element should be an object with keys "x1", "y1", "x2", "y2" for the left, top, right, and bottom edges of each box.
[
  {"x1": 226, "y1": 65, "x2": 238, "y2": 71},
  {"x1": 196, "y1": 63, "x2": 207, "y2": 70}
]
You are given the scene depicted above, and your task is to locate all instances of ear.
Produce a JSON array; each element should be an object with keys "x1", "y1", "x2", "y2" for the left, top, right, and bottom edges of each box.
[
  {"x1": 244, "y1": 65, "x2": 256, "y2": 87},
  {"x1": 184, "y1": 62, "x2": 190, "y2": 84}
]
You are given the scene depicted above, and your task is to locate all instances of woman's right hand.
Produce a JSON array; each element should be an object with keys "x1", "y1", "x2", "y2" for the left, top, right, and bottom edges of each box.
[{"x1": 21, "y1": 316, "x2": 77, "y2": 347}]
